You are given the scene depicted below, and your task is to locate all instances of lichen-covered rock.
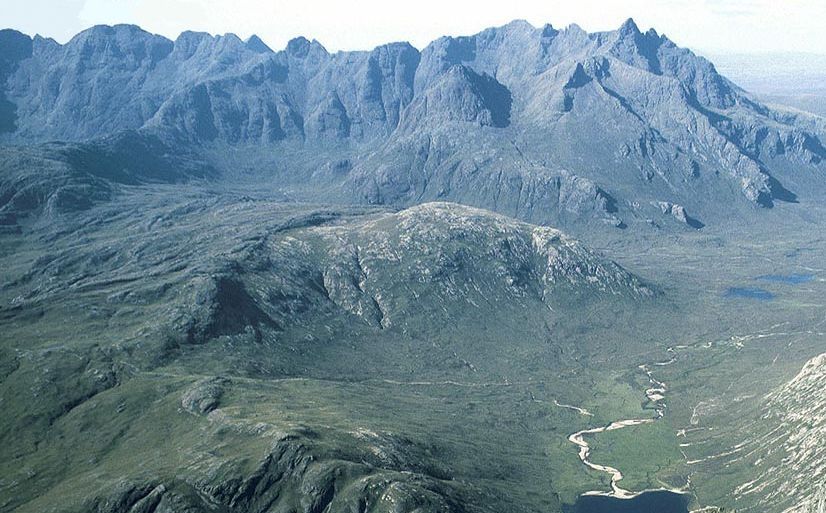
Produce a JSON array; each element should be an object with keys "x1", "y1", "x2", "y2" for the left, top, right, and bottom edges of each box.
[
  {"x1": 181, "y1": 377, "x2": 229, "y2": 414},
  {"x1": 654, "y1": 201, "x2": 704, "y2": 229},
  {"x1": 305, "y1": 202, "x2": 654, "y2": 328}
]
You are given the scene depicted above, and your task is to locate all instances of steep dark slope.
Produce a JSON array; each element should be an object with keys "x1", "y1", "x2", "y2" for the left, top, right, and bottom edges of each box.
[
  {"x1": 0, "y1": 29, "x2": 33, "y2": 134},
  {"x1": 2, "y1": 25, "x2": 272, "y2": 141},
  {"x1": 147, "y1": 38, "x2": 419, "y2": 144},
  {"x1": 0, "y1": 132, "x2": 215, "y2": 232}
]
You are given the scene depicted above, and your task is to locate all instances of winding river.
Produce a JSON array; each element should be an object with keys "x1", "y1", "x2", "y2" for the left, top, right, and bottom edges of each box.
[{"x1": 566, "y1": 353, "x2": 684, "y2": 500}]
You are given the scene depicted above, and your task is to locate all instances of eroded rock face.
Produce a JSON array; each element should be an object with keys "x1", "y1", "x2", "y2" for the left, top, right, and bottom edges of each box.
[
  {"x1": 401, "y1": 65, "x2": 512, "y2": 129},
  {"x1": 654, "y1": 201, "x2": 704, "y2": 229},
  {"x1": 729, "y1": 354, "x2": 826, "y2": 512},
  {"x1": 181, "y1": 377, "x2": 229, "y2": 414},
  {"x1": 303, "y1": 202, "x2": 653, "y2": 328}
]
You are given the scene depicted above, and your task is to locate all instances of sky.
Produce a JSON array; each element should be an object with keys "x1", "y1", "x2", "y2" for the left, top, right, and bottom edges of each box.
[{"x1": 3, "y1": 0, "x2": 826, "y2": 55}]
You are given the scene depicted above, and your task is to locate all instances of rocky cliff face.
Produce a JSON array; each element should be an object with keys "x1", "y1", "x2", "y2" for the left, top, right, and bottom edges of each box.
[
  {"x1": 1, "y1": 20, "x2": 824, "y2": 230},
  {"x1": 731, "y1": 353, "x2": 826, "y2": 513}
]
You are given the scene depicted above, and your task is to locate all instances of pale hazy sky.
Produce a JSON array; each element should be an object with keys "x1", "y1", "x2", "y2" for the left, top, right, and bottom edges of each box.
[{"x1": 3, "y1": 0, "x2": 825, "y2": 55}]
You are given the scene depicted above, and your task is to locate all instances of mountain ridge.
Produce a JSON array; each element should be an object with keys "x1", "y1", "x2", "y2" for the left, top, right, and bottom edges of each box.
[{"x1": 1, "y1": 19, "x2": 825, "y2": 233}]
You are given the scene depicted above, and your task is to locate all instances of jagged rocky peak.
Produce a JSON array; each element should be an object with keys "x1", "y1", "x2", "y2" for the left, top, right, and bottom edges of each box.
[
  {"x1": 591, "y1": 17, "x2": 737, "y2": 108},
  {"x1": 604, "y1": 17, "x2": 661, "y2": 71},
  {"x1": 365, "y1": 40, "x2": 421, "y2": 84},
  {"x1": 413, "y1": 35, "x2": 474, "y2": 92},
  {"x1": 69, "y1": 23, "x2": 155, "y2": 42},
  {"x1": 408, "y1": 16, "x2": 740, "y2": 113},
  {"x1": 162, "y1": 30, "x2": 274, "y2": 88},
  {"x1": 171, "y1": 30, "x2": 248, "y2": 58},
  {"x1": 475, "y1": 18, "x2": 539, "y2": 52},
  {"x1": 413, "y1": 20, "x2": 541, "y2": 93},
  {"x1": 619, "y1": 17, "x2": 640, "y2": 33},
  {"x1": 245, "y1": 34, "x2": 272, "y2": 53},
  {"x1": 364, "y1": 42, "x2": 420, "y2": 97},
  {"x1": 1, "y1": 19, "x2": 824, "y2": 228},
  {"x1": 173, "y1": 30, "x2": 213, "y2": 56},
  {"x1": 360, "y1": 41, "x2": 420, "y2": 111},
  {"x1": 286, "y1": 35, "x2": 328, "y2": 59}
]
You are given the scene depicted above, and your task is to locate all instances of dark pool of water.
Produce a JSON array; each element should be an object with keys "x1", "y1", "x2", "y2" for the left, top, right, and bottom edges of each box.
[
  {"x1": 725, "y1": 287, "x2": 775, "y2": 300},
  {"x1": 565, "y1": 491, "x2": 690, "y2": 513},
  {"x1": 756, "y1": 273, "x2": 815, "y2": 284}
]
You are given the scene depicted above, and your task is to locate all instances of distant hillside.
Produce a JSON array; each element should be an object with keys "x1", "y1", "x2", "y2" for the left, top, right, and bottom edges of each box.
[{"x1": 708, "y1": 52, "x2": 826, "y2": 118}]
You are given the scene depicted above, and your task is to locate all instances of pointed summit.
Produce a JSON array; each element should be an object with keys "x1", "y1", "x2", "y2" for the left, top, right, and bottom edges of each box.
[
  {"x1": 540, "y1": 23, "x2": 558, "y2": 38},
  {"x1": 608, "y1": 17, "x2": 664, "y2": 74},
  {"x1": 618, "y1": 17, "x2": 641, "y2": 35},
  {"x1": 245, "y1": 34, "x2": 272, "y2": 53}
]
